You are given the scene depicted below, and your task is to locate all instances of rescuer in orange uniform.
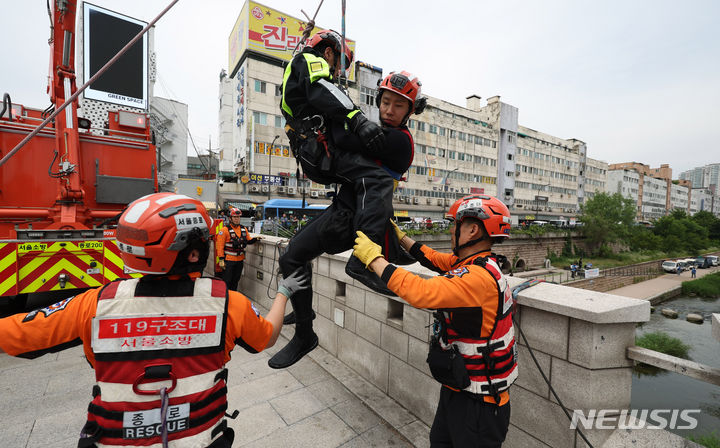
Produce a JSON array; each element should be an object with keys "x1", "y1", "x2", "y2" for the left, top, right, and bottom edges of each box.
[
  {"x1": 353, "y1": 195, "x2": 516, "y2": 448},
  {"x1": 0, "y1": 193, "x2": 308, "y2": 447},
  {"x1": 215, "y1": 207, "x2": 260, "y2": 291}
]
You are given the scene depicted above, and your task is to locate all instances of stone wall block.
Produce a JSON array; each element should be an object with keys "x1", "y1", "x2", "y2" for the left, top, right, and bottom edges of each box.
[
  {"x1": 517, "y1": 306, "x2": 569, "y2": 359},
  {"x1": 550, "y1": 358, "x2": 632, "y2": 412},
  {"x1": 355, "y1": 314, "x2": 382, "y2": 345},
  {"x1": 328, "y1": 259, "x2": 354, "y2": 284},
  {"x1": 365, "y1": 293, "x2": 391, "y2": 322},
  {"x1": 408, "y1": 337, "x2": 431, "y2": 375},
  {"x1": 345, "y1": 284, "x2": 366, "y2": 312},
  {"x1": 515, "y1": 345, "x2": 550, "y2": 398},
  {"x1": 314, "y1": 314, "x2": 338, "y2": 356},
  {"x1": 315, "y1": 275, "x2": 337, "y2": 298},
  {"x1": 568, "y1": 320, "x2": 635, "y2": 369},
  {"x1": 337, "y1": 328, "x2": 390, "y2": 392},
  {"x1": 381, "y1": 323, "x2": 409, "y2": 362},
  {"x1": 317, "y1": 294, "x2": 333, "y2": 320},
  {"x1": 511, "y1": 386, "x2": 576, "y2": 448},
  {"x1": 505, "y1": 424, "x2": 552, "y2": 448},
  {"x1": 402, "y1": 305, "x2": 432, "y2": 342},
  {"x1": 388, "y1": 356, "x2": 439, "y2": 426}
]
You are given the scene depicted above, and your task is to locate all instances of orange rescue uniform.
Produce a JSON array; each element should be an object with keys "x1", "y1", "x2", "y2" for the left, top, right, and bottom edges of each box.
[
  {"x1": 215, "y1": 223, "x2": 255, "y2": 262},
  {"x1": 0, "y1": 276, "x2": 273, "y2": 365},
  {"x1": 381, "y1": 244, "x2": 511, "y2": 406}
]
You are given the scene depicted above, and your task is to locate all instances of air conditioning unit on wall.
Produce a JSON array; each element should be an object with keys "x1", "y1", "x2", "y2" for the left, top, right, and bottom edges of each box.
[
  {"x1": 249, "y1": 185, "x2": 260, "y2": 193},
  {"x1": 310, "y1": 191, "x2": 319, "y2": 198},
  {"x1": 277, "y1": 186, "x2": 287, "y2": 193},
  {"x1": 287, "y1": 187, "x2": 296, "y2": 195},
  {"x1": 261, "y1": 185, "x2": 269, "y2": 193},
  {"x1": 413, "y1": 197, "x2": 420, "y2": 204}
]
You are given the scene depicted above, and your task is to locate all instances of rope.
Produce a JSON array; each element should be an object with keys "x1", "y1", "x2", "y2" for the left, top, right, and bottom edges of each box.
[
  {"x1": 293, "y1": 0, "x2": 325, "y2": 56},
  {"x1": 511, "y1": 280, "x2": 594, "y2": 448}
]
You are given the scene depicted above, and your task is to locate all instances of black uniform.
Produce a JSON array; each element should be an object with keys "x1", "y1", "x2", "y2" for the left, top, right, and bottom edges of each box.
[{"x1": 269, "y1": 47, "x2": 414, "y2": 368}]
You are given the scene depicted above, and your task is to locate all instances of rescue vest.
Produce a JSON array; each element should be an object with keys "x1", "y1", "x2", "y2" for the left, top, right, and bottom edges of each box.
[
  {"x1": 223, "y1": 225, "x2": 248, "y2": 258},
  {"x1": 436, "y1": 255, "x2": 518, "y2": 398},
  {"x1": 84, "y1": 278, "x2": 230, "y2": 447}
]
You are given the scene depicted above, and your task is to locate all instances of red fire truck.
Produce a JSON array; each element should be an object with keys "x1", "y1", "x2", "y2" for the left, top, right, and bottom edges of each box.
[{"x1": 0, "y1": 2, "x2": 157, "y2": 312}]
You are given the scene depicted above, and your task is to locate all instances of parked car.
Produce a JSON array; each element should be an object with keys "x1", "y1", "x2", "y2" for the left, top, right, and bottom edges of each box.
[
  {"x1": 662, "y1": 260, "x2": 680, "y2": 273},
  {"x1": 681, "y1": 258, "x2": 697, "y2": 267},
  {"x1": 676, "y1": 261, "x2": 689, "y2": 272},
  {"x1": 695, "y1": 256, "x2": 712, "y2": 269},
  {"x1": 706, "y1": 255, "x2": 718, "y2": 266}
]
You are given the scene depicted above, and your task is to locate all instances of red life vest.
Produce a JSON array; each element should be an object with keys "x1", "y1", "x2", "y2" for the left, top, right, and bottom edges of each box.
[
  {"x1": 84, "y1": 278, "x2": 230, "y2": 447},
  {"x1": 437, "y1": 255, "x2": 518, "y2": 398},
  {"x1": 223, "y1": 225, "x2": 248, "y2": 258}
]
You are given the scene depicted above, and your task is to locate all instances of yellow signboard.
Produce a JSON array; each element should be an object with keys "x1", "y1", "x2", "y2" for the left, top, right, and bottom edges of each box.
[
  {"x1": 229, "y1": 1, "x2": 356, "y2": 81},
  {"x1": 394, "y1": 210, "x2": 409, "y2": 217}
]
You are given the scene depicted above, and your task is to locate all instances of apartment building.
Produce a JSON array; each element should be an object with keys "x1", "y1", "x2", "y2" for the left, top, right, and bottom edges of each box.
[
  {"x1": 679, "y1": 163, "x2": 720, "y2": 193},
  {"x1": 219, "y1": 0, "x2": 608, "y2": 220}
]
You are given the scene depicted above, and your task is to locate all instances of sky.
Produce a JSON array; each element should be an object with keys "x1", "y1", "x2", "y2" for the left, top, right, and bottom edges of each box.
[{"x1": 3, "y1": 0, "x2": 719, "y2": 176}]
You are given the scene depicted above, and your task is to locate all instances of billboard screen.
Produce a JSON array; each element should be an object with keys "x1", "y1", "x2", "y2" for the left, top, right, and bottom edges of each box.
[
  {"x1": 83, "y1": 2, "x2": 148, "y2": 109},
  {"x1": 228, "y1": 1, "x2": 355, "y2": 81}
]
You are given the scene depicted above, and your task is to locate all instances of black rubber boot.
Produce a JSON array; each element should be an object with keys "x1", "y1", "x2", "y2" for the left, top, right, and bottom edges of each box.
[
  {"x1": 282, "y1": 309, "x2": 316, "y2": 325},
  {"x1": 345, "y1": 255, "x2": 396, "y2": 296},
  {"x1": 268, "y1": 295, "x2": 318, "y2": 369}
]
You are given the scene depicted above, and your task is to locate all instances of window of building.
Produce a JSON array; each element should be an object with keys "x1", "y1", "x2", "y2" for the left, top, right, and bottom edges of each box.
[
  {"x1": 439, "y1": 127, "x2": 446, "y2": 136},
  {"x1": 252, "y1": 111, "x2": 267, "y2": 125},
  {"x1": 275, "y1": 115, "x2": 284, "y2": 128},
  {"x1": 429, "y1": 124, "x2": 438, "y2": 134},
  {"x1": 458, "y1": 132, "x2": 466, "y2": 141},
  {"x1": 275, "y1": 85, "x2": 282, "y2": 96},
  {"x1": 427, "y1": 146, "x2": 436, "y2": 156},
  {"x1": 408, "y1": 119, "x2": 415, "y2": 129},
  {"x1": 417, "y1": 121, "x2": 426, "y2": 131},
  {"x1": 449, "y1": 150, "x2": 456, "y2": 159},
  {"x1": 449, "y1": 130, "x2": 456, "y2": 138},
  {"x1": 507, "y1": 154, "x2": 513, "y2": 160},
  {"x1": 254, "y1": 80, "x2": 266, "y2": 93},
  {"x1": 492, "y1": 140, "x2": 497, "y2": 148},
  {"x1": 360, "y1": 86, "x2": 376, "y2": 106},
  {"x1": 458, "y1": 153, "x2": 465, "y2": 161},
  {"x1": 438, "y1": 148, "x2": 446, "y2": 157}
]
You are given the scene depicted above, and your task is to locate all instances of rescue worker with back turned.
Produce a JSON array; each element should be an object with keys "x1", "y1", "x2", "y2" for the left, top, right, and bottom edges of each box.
[
  {"x1": 216, "y1": 207, "x2": 261, "y2": 291},
  {"x1": 0, "y1": 193, "x2": 309, "y2": 447},
  {"x1": 353, "y1": 195, "x2": 517, "y2": 448},
  {"x1": 273, "y1": 38, "x2": 427, "y2": 368}
]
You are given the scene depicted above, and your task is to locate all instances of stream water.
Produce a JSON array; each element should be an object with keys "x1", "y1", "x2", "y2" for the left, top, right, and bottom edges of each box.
[{"x1": 631, "y1": 294, "x2": 720, "y2": 439}]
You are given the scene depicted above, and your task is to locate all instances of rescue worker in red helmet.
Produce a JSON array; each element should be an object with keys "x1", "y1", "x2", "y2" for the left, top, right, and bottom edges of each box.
[
  {"x1": 215, "y1": 207, "x2": 261, "y2": 291},
  {"x1": 273, "y1": 62, "x2": 427, "y2": 369},
  {"x1": 0, "y1": 193, "x2": 308, "y2": 447},
  {"x1": 353, "y1": 195, "x2": 516, "y2": 448}
]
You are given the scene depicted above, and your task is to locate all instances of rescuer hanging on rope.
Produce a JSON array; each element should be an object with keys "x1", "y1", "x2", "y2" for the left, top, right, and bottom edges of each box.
[{"x1": 269, "y1": 28, "x2": 427, "y2": 369}]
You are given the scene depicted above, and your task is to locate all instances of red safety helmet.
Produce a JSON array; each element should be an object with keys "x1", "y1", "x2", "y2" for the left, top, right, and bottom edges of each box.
[
  {"x1": 117, "y1": 193, "x2": 212, "y2": 275},
  {"x1": 446, "y1": 195, "x2": 511, "y2": 253},
  {"x1": 229, "y1": 207, "x2": 242, "y2": 217},
  {"x1": 377, "y1": 71, "x2": 426, "y2": 112},
  {"x1": 306, "y1": 29, "x2": 354, "y2": 72}
]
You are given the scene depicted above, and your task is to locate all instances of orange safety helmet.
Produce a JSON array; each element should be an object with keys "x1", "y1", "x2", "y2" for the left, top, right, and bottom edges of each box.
[
  {"x1": 446, "y1": 195, "x2": 511, "y2": 254},
  {"x1": 306, "y1": 29, "x2": 354, "y2": 72},
  {"x1": 117, "y1": 193, "x2": 212, "y2": 275}
]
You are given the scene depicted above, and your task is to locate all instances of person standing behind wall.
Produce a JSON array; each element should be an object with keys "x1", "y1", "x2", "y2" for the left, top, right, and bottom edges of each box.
[{"x1": 216, "y1": 208, "x2": 261, "y2": 291}]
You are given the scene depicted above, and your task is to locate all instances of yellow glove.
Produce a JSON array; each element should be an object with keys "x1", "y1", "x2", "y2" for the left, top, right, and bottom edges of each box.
[
  {"x1": 353, "y1": 231, "x2": 384, "y2": 268},
  {"x1": 218, "y1": 258, "x2": 226, "y2": 270},
  {"x1": 389, "y1": 219, "x2": 406, "y2": 242}
]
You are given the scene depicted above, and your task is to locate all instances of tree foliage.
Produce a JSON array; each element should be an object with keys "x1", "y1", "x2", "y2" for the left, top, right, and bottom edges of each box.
[
  {"x1": 653, "y1": 213, "x2": 709, "y2": 255},
  {"x1": 579, "y1": 192, "x2": 636, "y2": 251}
]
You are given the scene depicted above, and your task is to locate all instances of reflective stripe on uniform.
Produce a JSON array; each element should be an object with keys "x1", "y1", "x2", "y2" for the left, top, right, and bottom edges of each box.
[{"x1": 97, "y1": 369, "x2": 223, "y2": 403}]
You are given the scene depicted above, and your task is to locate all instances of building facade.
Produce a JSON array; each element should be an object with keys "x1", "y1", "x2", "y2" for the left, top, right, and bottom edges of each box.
[{"x1": 219, "y1": 1, "x2": 608, "y2": 220}]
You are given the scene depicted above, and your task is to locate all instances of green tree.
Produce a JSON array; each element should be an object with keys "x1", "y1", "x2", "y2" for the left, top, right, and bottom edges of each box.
[
  {"x1": 691, "y1": 210, "x2": 720, "y2": 241},
  {"x1": 654, "y1": 213, "x2": 710, "y2": 255},
  {"x1": 579, "y1": 192, "x2": 636, "y2": 251}
]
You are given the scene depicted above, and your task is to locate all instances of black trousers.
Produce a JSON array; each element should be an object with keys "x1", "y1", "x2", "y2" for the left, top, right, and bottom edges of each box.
[
  {"x1": 222, "y1": 260, "x2": 244, "y2": 292},
  {"x1": 429, "y1": 387, "x2": 511, "y2": 448}
]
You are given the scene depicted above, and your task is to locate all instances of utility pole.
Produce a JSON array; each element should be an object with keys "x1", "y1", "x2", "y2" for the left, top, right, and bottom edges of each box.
[{"x1": 267, "y1": 135, "x2": 280, "y2": 201}]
